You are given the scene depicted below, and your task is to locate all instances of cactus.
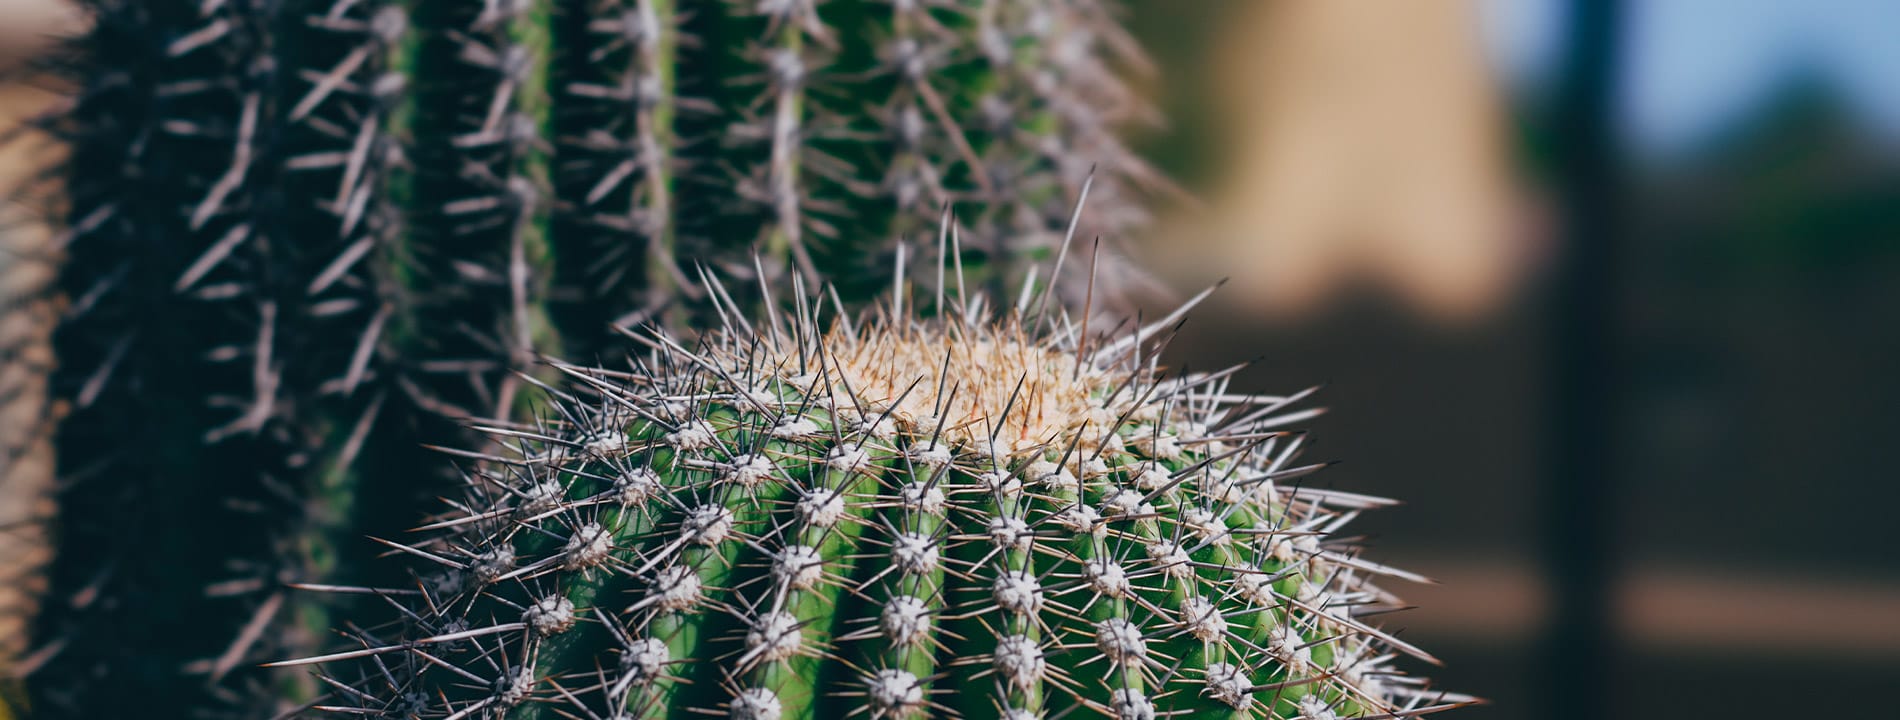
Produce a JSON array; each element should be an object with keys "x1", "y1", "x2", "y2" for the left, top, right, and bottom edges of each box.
[
  {"x1": 278, "y1": 255, "x2": 1470, "y2": 719},
  {"x1": 21, "y1": 0, "x2": 1156, "y2": 716}
]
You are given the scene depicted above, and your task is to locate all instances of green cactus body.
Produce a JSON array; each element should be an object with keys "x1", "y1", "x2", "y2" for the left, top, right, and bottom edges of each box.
[
  {"x1": 286, "y1": 271, "x2": 1462, "y2": 720},
  {"x1": 33, "y1": 1, "x2": 330, "y2": 713},
  {"x1": 31, "y1": 0, "x2": 1155, "y2": 715}
]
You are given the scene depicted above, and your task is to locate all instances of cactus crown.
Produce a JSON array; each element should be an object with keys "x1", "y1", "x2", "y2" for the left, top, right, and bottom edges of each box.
[{"x1": 284, "y1": 248, "x2": 1470, "y2": 719}]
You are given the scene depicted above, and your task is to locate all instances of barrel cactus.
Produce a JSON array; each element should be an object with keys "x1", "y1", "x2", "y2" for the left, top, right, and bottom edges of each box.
[
  {"x1": 277, "y1": 254, "x2": 1470, "y2": 719},
  {"x1": 23, "y1": 0, "x2": 1155, "y2": 716}
]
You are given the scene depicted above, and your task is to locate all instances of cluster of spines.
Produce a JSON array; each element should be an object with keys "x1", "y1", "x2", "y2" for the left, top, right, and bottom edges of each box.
[{"x1": 284, "y1": 255, "x2": 1470, "y2": 719}]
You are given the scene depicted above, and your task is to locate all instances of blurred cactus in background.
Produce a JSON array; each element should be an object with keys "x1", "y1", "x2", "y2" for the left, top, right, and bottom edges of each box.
[{"x1": 8, "y1": 0, "x2": 1161, "y2": 717}]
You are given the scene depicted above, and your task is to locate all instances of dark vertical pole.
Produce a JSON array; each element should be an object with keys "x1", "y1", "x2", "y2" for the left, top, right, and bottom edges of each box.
[{"x1": 1544, "y1": 1, "x2": 1623, "y2": 719}]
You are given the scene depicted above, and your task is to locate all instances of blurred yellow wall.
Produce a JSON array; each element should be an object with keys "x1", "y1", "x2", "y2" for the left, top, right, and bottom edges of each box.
[
  {"x1": 1171, "y1": 0, "x2": 1534, "y2": 322},
  {"x1": 0, "y1": 0, "x2": 75, "y2": 667}
]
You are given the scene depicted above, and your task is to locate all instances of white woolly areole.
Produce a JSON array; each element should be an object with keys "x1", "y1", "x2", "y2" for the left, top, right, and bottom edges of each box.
[
  {"x1": 722, "y1": 453, "x2": 778, "y2": 488},
  {"x1": 976, "y1": 470, "x2": 1022, "y2": 496},
  {"x1": 992, "y1": 570, "x2": 1045, "y2": 616},
  {"x1": 1132, "y1": 465, "x2": 1172, "y2": 491},
  {"x1": 794, "y1": 487, "x2": 846, "y2": 528},
  {"x1": 1093, "y1": 617, "x2": 1147, "y2": 666},
  {"x1": 1027, "y1": 460, "x2": 1078, "y2": 492},
  {"x1": 1146, "y1": 540, "x2": 1193, "y2": 581},
  {"x1": 770, "y1": 415, "x2": 821, "y2": 439},
  {"x1": 1268, "y1": 533, "x2": 1324, "y2": 564},
  {"x1": 1269, "y1": 622, "x2": 1315, "y2": 672},
  {"x1": 1130, "y1": 427, "x2": 1183, "y2": 460},
  {"x1": 1237, "y1": 569, "x2": 1280, "y2": 606},
  {"x1": 880, "y1": 595, "x2": 932, "y2": 647},
  {"x1": 729, "y1": 687, "x2": 782, "y2": 720},
  {"x1": 615, "y1": 467, "x2": 662, "y2": 506},
  {"x1": 1083, "y1": 559, "x2": 1131, "y2": 598},
  {"x1": 497, "y1": 665, "x2": 535, "y2": 707},
  {"x1": 1110, "y1": 688, "x2": 1156, "y2": 720},
  {"x1": 521, "y1": 479, "x2": 563, "y2": 514},
  {"x1": 865, "y1": 668, "x2": 926, "y2": 717},
  {"x1": 654, "y1": 399, "x2": 690, "y2": 420},
  {"x1": 987, "y1": 515, "x2": 1033, "y2": 551},
  {"x1": 909, "y1": 412, "x2": 939, "y2": 432},
  {"x1": 555, "y1": 430, "x2": 626, "y2": 460},
  {"x1": 897, "y1": 480, "x2": 947, "y2": 515},
  {"x1": 471, "y1": 546, "x2": 515, "y2": 585},
  {"x1": 1203, "y1": 662, "x2": 1254, "y2": 709},
  {"x1": 891, "y1": 532, "x2": 940, "y2": 576},
  {"x1": 682, "y1": 505, "x2": 735, "y2": 546},
  {"x1": 1101, "y1": 486, "x2": 1154, "y2": 517},
  {"x1": 524, "y1": 595, "x2": 577, "y2": 636},
  {"x1": 665, "y1": 420, "x2": 717, "y2": 451},
  {"x1": 1297, "y1": 694, "x2": 1339, "y2": 720},
  {"x1": 965, "y1": 436, "x2": 1008, "y2": 461},
  {"x1": 1181, "y1": 505, "x2": 1228, "y2": 545},
  {"x1": 773, "y1": 545, "x2": 825, "y2": 590},
  {"x1": 1055, "y1": 504, "x2": 1106, "y2": 538},
  {"x1": 745, "y1": 611, "x2": 803, "y2": 663},
  {"x1": 907, "y1": 441, "x2": 953, "y2": 469},
  {"x1": 653, "y1": 564, "x2": 702, "y2": 612},
  {"x1": 993, "y1": 635, "x2": 1045, "y2": 692},
  {"x1": 853, "y1": 414, "x2": 899, "y2": 441},
  {"x1": 622, "y1": 637, "x2": 670, "y2": 684},
  {"x1": 563, "y1": 522, "x2": 614, "y2": 570},
  {"x1": 585, "y1": 429, "x2": 628, "y2": 453},
  {"x1": 739, "y1": 386, "x2": 782, "y2": 409},
  {"x1": 1203, "y1": 472, "x2": 1247, "y2": 504},
  {"x1": 1180, "y1": 595, "x2": 1229, "y2": 641},
  {"x1": 827, "y1": 444, "x2": 872, "y2": 473}
]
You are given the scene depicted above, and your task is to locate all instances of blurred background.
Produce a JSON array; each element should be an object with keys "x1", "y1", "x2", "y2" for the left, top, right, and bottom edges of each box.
[
  {"x1": 2, "y1": 1, "x2": 1897, "y2": 718},
  {"x1": 1122, "y1": 1, "x2": 1900, "y2": 719}
]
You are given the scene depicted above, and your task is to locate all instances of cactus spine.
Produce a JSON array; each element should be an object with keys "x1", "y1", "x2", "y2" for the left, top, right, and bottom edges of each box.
[
  {"x1": 25, "y1": 0, "x2": 1154, "y2": 716},
  {"x1": 282, "y1": 258, "x2": 1469, "y2": 719}
]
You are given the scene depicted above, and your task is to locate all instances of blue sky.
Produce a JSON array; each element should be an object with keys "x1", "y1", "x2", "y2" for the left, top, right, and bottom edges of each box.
[{"x1": 1479, "y1": 0, "x2": 1900, "y2": 154}]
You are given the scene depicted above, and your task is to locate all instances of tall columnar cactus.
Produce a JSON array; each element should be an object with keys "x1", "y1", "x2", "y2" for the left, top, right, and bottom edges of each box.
[
  {"x1": 22, "y1": 0, "x2": 1155, "y2": 717},
  {"x1": 278, "y1": 263, "x2": 1470, "y2": 719}
]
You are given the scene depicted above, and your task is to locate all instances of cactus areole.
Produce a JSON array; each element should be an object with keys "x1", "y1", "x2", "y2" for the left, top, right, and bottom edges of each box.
[{"x1": 282, "y1": 260, "x2": 1470, "y2": 719}]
